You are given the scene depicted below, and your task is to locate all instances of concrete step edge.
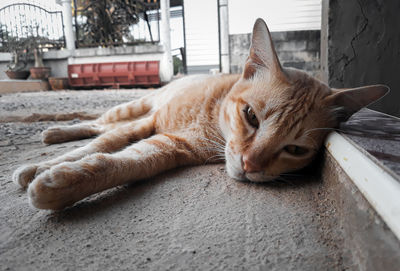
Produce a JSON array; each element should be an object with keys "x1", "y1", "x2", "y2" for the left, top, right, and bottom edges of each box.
[{"x1": 325, "y1": 131, "x2": 400, "y2": 241}]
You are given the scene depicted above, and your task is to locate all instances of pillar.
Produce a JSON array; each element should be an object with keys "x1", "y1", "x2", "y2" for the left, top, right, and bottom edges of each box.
[
  {"x1": 218, "y1": 0, "x2": 230, "y2": 73},
  {"x1": 160, "y1": 0, "x2": 173, "y2": 82},
  {"x1": 320, "y1": 0, "x2": 329, "y2": 84},
  {"x1": 60, "y1": 0, "x2": 75, "y2": 50}
]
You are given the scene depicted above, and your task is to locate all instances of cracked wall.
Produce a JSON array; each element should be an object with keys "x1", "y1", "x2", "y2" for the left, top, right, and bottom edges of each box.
[
  {"x1": 322, "y1": 0, "x2": 400, "y2": 117},
  {"x1": 230, "y1": 31, "x2": 321, "y2": 78}
]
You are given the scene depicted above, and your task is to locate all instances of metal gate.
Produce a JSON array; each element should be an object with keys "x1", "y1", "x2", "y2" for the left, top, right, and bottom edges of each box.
[{"x1": 0, "y1": 3, "x2": 66, "y2": 52}]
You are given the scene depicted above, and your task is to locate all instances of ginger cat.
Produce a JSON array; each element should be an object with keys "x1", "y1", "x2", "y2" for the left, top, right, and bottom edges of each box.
[{"x1": 13, "y1": 19, "x2": 388, "y2": 210}]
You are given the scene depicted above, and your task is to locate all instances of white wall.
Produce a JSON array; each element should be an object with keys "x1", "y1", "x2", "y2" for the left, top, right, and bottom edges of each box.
[
  {"x1": 183, "y1": 0, "x2": 219, "y2": 71},
  {"x1": 228, "y1": 0, "x2": 321, "y2": 34},
  {"x1": 170, "y1": 7, "x2": 184, "y2": 52},
  {"x1": 183, "y1": 0, "x2": 321, "y2": 73}
]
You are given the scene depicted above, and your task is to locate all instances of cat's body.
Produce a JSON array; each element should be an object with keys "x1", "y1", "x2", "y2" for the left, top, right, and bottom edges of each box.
[{"x1": 13, "y1": 19, "x2": 388, "y2": 210}]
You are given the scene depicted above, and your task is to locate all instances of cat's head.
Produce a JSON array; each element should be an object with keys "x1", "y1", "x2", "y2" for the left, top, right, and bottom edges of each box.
[{"x1": 220, "y1": 18, "x2": 389, "y2": 182}]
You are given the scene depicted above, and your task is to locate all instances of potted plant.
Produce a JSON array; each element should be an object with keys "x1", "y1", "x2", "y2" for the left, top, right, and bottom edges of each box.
[
  {"x1": 1, "y1": 30, "x2": 30, "y2": 79},
  {"x1": 5, "y1": 48, "x2": 30, "y2": 79},
  {"x1": 24, "y1": 30, "x2": 51, "y2": 80},
  {"x1": 29, "y1": 47, "x2": 51, "y2": 80}
]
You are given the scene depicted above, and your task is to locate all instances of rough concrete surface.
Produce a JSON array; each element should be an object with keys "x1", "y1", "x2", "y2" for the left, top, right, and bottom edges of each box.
[
  {"x1": 1, "y1": 90, "x2": 399, "y2": 270},
  {"x1": 0, "y1": 89, "x2": 149, "y2": 122},
  {"x1": 319, "y1": 152, "x2": 400, "y2": 270}
]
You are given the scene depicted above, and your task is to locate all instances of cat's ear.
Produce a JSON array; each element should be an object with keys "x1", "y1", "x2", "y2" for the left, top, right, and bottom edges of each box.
[
  {"x1": 327, "y1": 85, "x2": 389, "y2": 122},
  {"x1": 243, "y1": 18, "x2": 284, "y2": 80}
]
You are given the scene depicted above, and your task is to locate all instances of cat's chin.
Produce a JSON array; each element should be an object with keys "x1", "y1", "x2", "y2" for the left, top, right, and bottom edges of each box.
[
  {"x1": 226, "y1": 167, "x2": 246, "y2": 181},
  {"x1": 244, "y1": 173, "x2": 276, "y2": 183},
  {"x1": 226, "y1": 167, "x2": 277, "y2": 183}
]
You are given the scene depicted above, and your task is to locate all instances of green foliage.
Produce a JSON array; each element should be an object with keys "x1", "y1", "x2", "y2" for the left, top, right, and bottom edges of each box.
[
  {"x1": 76, "y1": 0, "x2": 152, "y2": 47},
  {"x1": 1, "y1": 26, "x2": 28, "y2": 71},
  {"x1": 0, "y1": 24, "x2": 50, "y2": 70},
  {"x1": 173, "y1": 56, "x2": 183, "y2": 75}
]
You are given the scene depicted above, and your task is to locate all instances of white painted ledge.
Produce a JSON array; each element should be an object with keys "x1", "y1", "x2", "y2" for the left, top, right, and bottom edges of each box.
[{"x1": 325, "y1": 132, "x2": 400, "y2": 240}]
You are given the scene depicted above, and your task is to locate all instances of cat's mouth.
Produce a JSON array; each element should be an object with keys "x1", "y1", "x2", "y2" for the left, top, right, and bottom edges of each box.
[
  {"x1": 225, "y1": 158, "x2": 277, "y2": 182},
  {"x1": 225, "y1": 148, "x2": 278, "y2": 182},
  {"x1": 225, "y1": 162, "x2": 246, "y2": 181}
]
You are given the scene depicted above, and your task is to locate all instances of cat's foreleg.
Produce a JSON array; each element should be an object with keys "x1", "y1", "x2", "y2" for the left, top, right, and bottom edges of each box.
[
  {"x1": 41, "y1": 121, "x2": 136, "y2": 145},
  {"x1": 42, "y1": 122, "x2": 103, "y2": 144},
  {"x1": 13, "y1": 117, "x2": 154, "y2": 188},
  {"x1": 42, "y1": 94, "x2": 154, "y2": 144},
  {"x1": 28, "y1": 133, "x2": 201, "y2": 210}
]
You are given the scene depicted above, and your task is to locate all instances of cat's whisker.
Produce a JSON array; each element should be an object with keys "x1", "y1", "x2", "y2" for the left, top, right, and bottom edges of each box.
[
  {"x1": 199, "y1": 133, "x2": 224, "y2": 144},
  {"x1": 280, "y1": 173, "x2": 304, "y2": 177},
  {"x1": 199, "y1": 136, "x2": 226, "y2": 151},
  {"x1": 208, "y1": 154, "x2": 225, "y2": 158},
  {"x1": 200, "y1": 142, "x2": 226, "y2": 156},
  {"x1": 202, "y1": 142, "x2": 224, "y2": 151},
  {"x1": 303, "y1": 135, "x2": 319, "y2": 150},
  {"x1": 304, "y1": 127, "x2": 347, "y2": 135},
  {"x1": 208, "y1": 137, "x2": 225, "y2": 147},
  {"x1": 201, "y1": 140, "x2": 224, "y2": 148},
  {"x1": 204, "y1": 154, "x2": 225, "y2": 164},
  {"x1": 205, "y1": 130, "x2": 225, "y2": 144},
  {"x1": 203, "y1": 148, "x2": 225, "y2": 155},
  {"x1": 201, "y1": 142, "x2": 225, "y2": 152},
  {"x1": 276, "y1": 177, "x2": 295, "y2": 186}
]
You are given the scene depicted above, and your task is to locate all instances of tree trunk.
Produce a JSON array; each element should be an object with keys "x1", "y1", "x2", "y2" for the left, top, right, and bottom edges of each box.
[{"x1": 33, "y1": 49, "x2": 45, "y2": 68}]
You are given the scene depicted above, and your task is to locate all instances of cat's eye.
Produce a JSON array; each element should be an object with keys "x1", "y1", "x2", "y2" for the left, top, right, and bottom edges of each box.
[
  {"x1": 284, "y1": 145, "x2": 309, "y2": 156},
  {"x1": 243, "y1": 106, "x2": 259, "y2": 128}
]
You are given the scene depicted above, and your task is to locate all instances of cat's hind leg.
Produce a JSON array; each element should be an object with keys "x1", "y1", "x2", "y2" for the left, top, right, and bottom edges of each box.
[
  {"x1": 13, "y1": 117, "x2": 155, "y2": 188},
  {"x1": 97, "y1": 95, "x2": 154, "y2": 124},
  {"x1": 28, "y1": 133, "x2": 203, "y2": 210}
]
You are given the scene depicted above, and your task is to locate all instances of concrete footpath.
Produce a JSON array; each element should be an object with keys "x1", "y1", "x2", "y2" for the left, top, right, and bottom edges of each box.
[{"x1": 0, "y1": 89, "x2": 389, "y2": 270}]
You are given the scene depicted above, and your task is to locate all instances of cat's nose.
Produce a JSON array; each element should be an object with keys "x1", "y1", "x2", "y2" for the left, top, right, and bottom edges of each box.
[{"x1": 242, "y1": 155, "x2": 263, "y2": 173}]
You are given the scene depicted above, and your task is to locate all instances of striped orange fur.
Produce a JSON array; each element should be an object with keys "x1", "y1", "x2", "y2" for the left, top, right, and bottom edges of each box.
[{"x1": 13, "y1": 19, "x2": 388, "y2": 210}]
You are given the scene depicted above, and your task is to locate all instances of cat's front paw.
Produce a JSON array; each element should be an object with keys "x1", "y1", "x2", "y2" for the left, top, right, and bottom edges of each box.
[
  {"x1": 13, "y1": 164, "x2": 50, "y2": 188},
  {"x1": 28, "y1": 162, "x2": 93, "y2": 210},
  {"x1": 13, "y1": 164, "x2": 39, "y2": 188},
  {"x1": 42, "y1": 127, "x2": 66, "y2": 144}
]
